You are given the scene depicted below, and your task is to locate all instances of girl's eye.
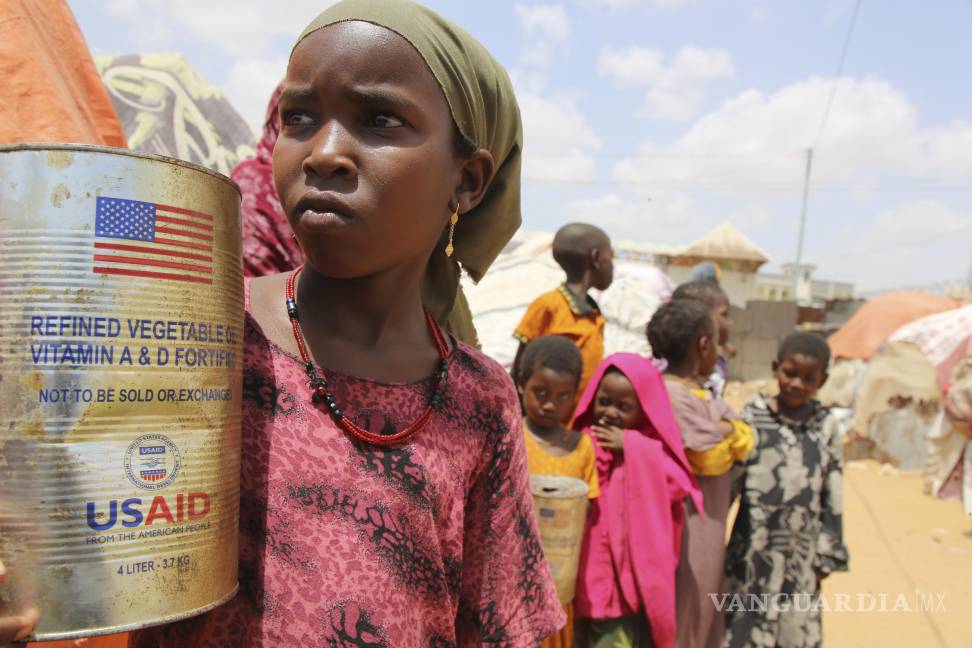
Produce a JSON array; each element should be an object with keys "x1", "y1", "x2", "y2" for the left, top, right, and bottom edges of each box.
[
  {"x1": 282, "y1": 111, "x2": 315, "y2": 128},
  {"x1": 535, "y1": 389, "x2": 547, "y2": 398},
  {"x1": 370, "y1": 113, "x2": 404, "y2": 128}
]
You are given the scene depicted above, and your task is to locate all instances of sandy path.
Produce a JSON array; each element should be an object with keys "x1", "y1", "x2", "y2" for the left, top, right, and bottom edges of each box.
[{"x1": 822, "y1": 460, "x2": 972, "y2": 648}]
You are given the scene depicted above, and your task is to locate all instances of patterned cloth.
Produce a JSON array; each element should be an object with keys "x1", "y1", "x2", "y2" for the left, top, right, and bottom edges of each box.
[
  {"x1": 724, "y1": 395, "x2": 849, "y2": 648},
  {"x1": 888, "y1": 304, "x2": 972, "y2": 390},
  {"x1": 130, "y1": 280, "x2": 564, "y2": 647},
  {"x1": 230, "y1": 82, "x2": 305, "y2": 278},
  {"x1": 514, "y1": 285, "x2": 607, "y2": 395}
]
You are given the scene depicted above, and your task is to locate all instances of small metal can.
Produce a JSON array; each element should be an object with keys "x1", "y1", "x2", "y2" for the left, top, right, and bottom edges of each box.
[{"x1": 0, "y1": 144, "x2": 243, "y2": 640}]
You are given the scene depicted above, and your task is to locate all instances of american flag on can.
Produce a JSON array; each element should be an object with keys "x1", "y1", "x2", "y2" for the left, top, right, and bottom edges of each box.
[
  {"x1": 93, "y1": 196, "x2": 214, "y2": 284},
  {"x1": 140, "y1": 469, "x2": 167, "y2": 482}
]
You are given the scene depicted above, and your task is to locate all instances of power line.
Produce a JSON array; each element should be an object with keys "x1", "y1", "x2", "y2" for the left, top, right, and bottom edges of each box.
[
  {"x1": 813, "y1": 0, "x2": 863, "y2": 149},
  {"x1": 813, "y1": 223, "x2": 972, "y2": 264}
]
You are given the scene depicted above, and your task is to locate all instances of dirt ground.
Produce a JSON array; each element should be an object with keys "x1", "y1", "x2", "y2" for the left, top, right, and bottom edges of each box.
[{"x1": 821, "y1": 460, "x2": 972, "y2": 648}]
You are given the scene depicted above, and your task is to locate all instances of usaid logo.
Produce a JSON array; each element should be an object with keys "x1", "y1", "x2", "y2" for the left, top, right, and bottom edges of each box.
[{"x1": 124, "y1": 433, "x2": 181, "y2": 490}]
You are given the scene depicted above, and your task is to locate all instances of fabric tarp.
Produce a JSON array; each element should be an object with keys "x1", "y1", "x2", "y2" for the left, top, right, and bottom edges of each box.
[
  {"x1": 828, "y1": 291, "x2": 960, "y2": 361},
  {"x1": 0, "y1": 0, "x2": 126, "y2": 147}
]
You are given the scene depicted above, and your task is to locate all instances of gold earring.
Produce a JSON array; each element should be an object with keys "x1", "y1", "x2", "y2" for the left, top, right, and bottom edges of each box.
[{"x1": 445, "y1": 204, "x2": 460, "y2": 257}]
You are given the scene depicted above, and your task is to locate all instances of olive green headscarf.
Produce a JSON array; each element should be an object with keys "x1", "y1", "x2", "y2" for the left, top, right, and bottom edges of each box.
[{"x1": 294, "y1": 0, "x2": 523, "y2": 346}]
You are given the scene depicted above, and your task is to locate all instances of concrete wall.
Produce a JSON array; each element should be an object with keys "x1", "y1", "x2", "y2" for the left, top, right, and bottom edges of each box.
[{"x1": 728, "y1": 300, "x2": 799, "y2": 381}]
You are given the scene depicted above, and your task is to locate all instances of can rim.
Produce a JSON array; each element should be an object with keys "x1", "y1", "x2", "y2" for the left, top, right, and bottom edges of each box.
[
  {"x1": 25, "y1": 582, "x2": 240, "y2": 641},
  {"x1": 0, "y1": 143, "x2": 242, "y2": 197}
]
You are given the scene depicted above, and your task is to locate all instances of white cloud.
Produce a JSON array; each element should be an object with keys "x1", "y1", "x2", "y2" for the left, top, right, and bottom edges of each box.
[
  {"x1": 598, "y1": 46, "x2": 734, "y2": 120},
  {"x1": 564, "y1": 191, "x2": 712, "y2": 243},
  {"x1": 821, "y1": 200, "x2": 972, "y2": 290},
  {"x1": 612, "y1": 76, "x2": 972, "y2": 190},
  {"x1": 223, "y1": 57, "x2": 288, "y2": 136},
  {"x1": 604, "y1": 76, "x2": 972, "y2": 290},
  {"x1": 94, "y1": 0, "x2": 334, "y2": 56},
  {"x1": 517, "y1": 90, "x2": 601, "y2": 183},
  {"x1": 577, "y1": 0, "x2": 691, "y2": 10},
  {"x1": 515, "y1": 4, "x2": 571, "y2": 68},
  {"x1": 512, "y1": 4, "x2": 602, "y2": 185}
]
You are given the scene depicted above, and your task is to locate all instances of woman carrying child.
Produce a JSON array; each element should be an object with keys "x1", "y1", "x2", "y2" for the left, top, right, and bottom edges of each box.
[
  {"x1": 0, "y1": 1, "x2": 565, "y2": 645},
  {"x1": 647, "y1": 299, "x2": 754, "y2": 648},
  {"x1": 517, "y1": 336, "x2": 600, "y2": 648},
  {"x1": 573, "y1": 353, "x2": 702, "y2": 647},
  {"x1": 723, "y1": 332, "x2": 849, "y2": 648}
]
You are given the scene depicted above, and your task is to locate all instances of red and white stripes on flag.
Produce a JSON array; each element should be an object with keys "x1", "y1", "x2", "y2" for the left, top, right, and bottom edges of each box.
[{"x1": 93, "y1": 196, "x2": 214, "y2": 285}]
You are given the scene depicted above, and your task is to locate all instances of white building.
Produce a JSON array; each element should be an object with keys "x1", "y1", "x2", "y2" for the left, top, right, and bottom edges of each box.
[{"x1": 756, "y1": 263, "x2": 855, "y2": 306}]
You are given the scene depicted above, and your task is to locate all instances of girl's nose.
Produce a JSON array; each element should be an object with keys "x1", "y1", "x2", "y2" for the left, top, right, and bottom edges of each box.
[{"x1": 302, "y1": 119, "x2": 358, "y2": 181}]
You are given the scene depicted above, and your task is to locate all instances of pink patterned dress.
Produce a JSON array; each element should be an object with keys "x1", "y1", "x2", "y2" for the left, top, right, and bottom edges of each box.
[{"x1": 130, "y1": 281, "x2": 564, "y2": 647}]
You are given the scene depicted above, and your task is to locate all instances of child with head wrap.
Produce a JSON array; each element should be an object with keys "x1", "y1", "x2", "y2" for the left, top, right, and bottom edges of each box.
[
  {"x1": 0, "y1": 1, "x2": 564, "y2": 645},
  {"x1": 572, "y1": 354, "x2": 702, "y2": 648}
]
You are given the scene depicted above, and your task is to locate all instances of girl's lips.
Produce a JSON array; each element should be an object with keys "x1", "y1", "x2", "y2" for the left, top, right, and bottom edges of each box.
[
  {"x1": 299, "y1": 208, "x2": 351, "y2": 230},
  {"x1": 293, "y1": 193, "x2": 356, "y2": 230}
]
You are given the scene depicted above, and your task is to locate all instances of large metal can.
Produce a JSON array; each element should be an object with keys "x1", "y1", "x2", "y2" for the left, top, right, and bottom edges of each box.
[{"x1": 0, "y1": 144, "x2": 243, "y2": 640}]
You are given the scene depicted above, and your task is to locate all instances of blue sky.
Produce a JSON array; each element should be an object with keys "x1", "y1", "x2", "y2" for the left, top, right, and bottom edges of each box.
[{"x1": 71, "y1": 0, "x2": 972, "y2": 293}]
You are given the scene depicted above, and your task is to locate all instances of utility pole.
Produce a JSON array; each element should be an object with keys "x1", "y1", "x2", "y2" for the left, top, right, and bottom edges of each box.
[{"x1": 793, "y1": 148, "x2": 814, "y2": 303}]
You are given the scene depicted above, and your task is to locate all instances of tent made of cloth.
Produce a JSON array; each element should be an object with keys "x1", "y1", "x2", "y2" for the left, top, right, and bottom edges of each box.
[
  {"x1": 850, "y1": 340, "x2": 941, "y2": 469},
  {"x1": 888, "y1": 304, "x2": 972, "y2": 390},
  {"x1": 828, "y1": 291, "x2": 960, "y2": 361},
  {"x1": 94, "y1": 53, "x2": 255, "y2": 176},
  {"x1": 0, "y1": 0, "x2": 126, "y2": 147}
]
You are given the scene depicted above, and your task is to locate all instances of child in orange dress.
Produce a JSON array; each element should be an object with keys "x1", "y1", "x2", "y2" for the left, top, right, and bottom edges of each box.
[{"x1": 518, "y1": 336, "x2": 600, "y2": 648}]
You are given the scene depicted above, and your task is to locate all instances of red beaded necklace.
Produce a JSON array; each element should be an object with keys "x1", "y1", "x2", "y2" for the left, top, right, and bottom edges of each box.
[{"x1": 285, "y1": 266, "x2": 450, "y2": 446}]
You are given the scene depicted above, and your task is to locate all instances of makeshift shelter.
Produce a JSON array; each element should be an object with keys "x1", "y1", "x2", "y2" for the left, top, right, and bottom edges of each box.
[
  {"x1": 0, "y1": 0, "x2": 125, "y2": 146},
  {"x1": 828, "y1": 291, "x2": 960, "y2": 361},
  {"x1": 849, "y1": 340, "x2": 941, "y2": 468},
  {"x1": 847, "y1": 306, "x2": 972, "y2": 491},
  {"x1": 653, "y1": 223, "x2": 769, "y2": 306},
  {"x1": 462, "y1": 230, "x2": 669, "y2": 368},
  {"x1": 95, "y1": 53, "x2": 255, "y2": 176},
  {"x1": 888, "y1": 305, "x2": 972, "y2": 390}
]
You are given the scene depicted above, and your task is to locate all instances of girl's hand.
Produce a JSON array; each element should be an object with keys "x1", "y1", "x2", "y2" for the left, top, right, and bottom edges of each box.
[
  {"x1": 0, "y1": 560, "x2": 39, "y2": 647},
  {"x1": 591, "y1": 425, "x2": 625, "y2": 452}
]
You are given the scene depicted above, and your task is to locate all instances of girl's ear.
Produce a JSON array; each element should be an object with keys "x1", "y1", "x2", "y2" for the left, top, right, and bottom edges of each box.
[{"x1": 455, "y1": 148, "x2": 495, "y2": 213}]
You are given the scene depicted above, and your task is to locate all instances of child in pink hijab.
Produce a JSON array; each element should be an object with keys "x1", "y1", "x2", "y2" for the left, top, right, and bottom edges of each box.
[{"x1": 573, "y1": 353, "x2": 702, "y2": 647}]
